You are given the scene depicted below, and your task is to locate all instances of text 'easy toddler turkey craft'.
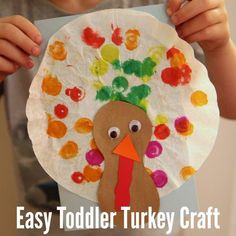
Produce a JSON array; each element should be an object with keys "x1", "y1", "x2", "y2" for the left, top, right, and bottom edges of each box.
[{"x1": 26, "y1": 9, "x2": 219, "y2": 227}]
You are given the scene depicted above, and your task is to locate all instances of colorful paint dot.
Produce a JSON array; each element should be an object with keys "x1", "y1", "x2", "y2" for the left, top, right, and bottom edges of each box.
[
  {"x1": 54, "y1": 104, "x2": 68, "y2": 119},
  {"x1": 166, "y1": 47, "x2": 181, "y2": 59},
  {"x1": 112, "y1": 76, "x2": 128, "y2": 92},
  {"x1": 170, "y1": 52, "x2": 186, "y2": 68},
  {"x1": 111, "y1": 26, "x2": 123, "y2": 46},
  {"x1": 101, "y1": 44, "x2": 120, "y2": 64},
  {"x1": 74, "y1": 118, "x2": 93, "y2": 134},
  {"x1": 151, "y1": 170, "x2": 168, "y2": 188},
  {"x1": 41, "y1": 74, "x2": 62, "y2": 96},
  {"x1": 47, "y1": 120, "x2": 67, "y2": 138},
  {"x1": 145, "y1": 141, "x2": 163, "y2": 158},
  {"x1": 86, "y1": 149, "x2": 104, "y2": 166},
  {"x1": 148, "y1": 46, "x2": 166, "y2": 65},
  {"x1": 175, "y1": 116, "x2": 194, "y2": 136},
  {"x1": 90, "y1": 58, "x2": 109, "y2": 77},
  {"x1": 155, "y1": 114, "x2": 169, "y2": 125},
  {"x1": 125, "y1": 29, "x2": 140, "y2": 51},
  {"x1": 59, "y1": 141, "x2": 78, "y2": 159},
  {"x1": 154, "y1": 124, "x2": 170, "y2": 140},
  {"x1": 48, "y1": 41, "x2": 67, "y2": 61},
  {"x1": 191, "y1": 90, "x2": 208, "y2": 106},
  {"x1": 90, "y1": 138, "x2": 98, "y2": 149},
  {"x1": 83, "y1": 165, "x2": 102, "y2": 182},
  {"x1": 82, "y1": 27, "x2": 105, "y2": 48},
  {"x1": 161, "y1": 67, "x2": 182, "y2": 87},
  {"x1": 71, "y1": 171, "x2": 84, "y2": 184},
  {"x1": 180, "y1": 166, "x2": 196, "y2": 181},
  {"x1": 65, "y1": 86, "x2": 85, "y2": 102}
]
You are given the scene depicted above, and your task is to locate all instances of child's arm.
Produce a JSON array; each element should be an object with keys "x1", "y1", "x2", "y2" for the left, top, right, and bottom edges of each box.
[
  {"x1": 167, "y1": 0, "x2": 236, "y2": 119},
  {"x1": 0, "y1": 15, "x2": 42, "y2": 81}
]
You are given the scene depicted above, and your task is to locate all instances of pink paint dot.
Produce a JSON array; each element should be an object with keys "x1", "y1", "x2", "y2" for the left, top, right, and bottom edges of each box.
[
  {"x1": 151, "y1": 170, "x2": 168, "y2": 188},
  {"x1": 145, "y1": 141, "x2": 163, "y2": 158},
  {"x1": 85, "y1": 149, "x2": 104, "y2": 166}
]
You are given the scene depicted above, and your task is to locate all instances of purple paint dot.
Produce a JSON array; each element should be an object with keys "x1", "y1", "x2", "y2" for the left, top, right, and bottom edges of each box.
[
  {"x1": 85, "y1": 149, "x2": 104, "y2": 166},
  {"x1": 145, "y1": 141, "x2": 163, "y2": 158},
  {"x1": 151, "y1": 170, "x2": 168, "y2": 188}
]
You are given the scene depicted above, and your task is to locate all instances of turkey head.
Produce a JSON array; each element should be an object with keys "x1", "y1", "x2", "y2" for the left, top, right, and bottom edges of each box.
[{"x1": 93, "y1": 101, "x2": 160, "y2": 227}]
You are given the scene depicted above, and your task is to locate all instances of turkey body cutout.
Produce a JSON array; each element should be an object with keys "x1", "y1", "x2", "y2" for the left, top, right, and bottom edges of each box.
[
  {"x1": 26, "y1": 8, "x2": 219, "y2": 212},
  {"x1": 93, "y1": 101, "x2": 160, "y2": 226}
]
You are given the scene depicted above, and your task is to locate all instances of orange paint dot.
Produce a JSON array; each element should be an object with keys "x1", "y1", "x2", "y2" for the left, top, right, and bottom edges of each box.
[
  {"x1": 180, "y1": 166, "x2": 196, "y2": 181},
  {"x1": 74, "y1": 118, "x2": 93, "y2": 134},
  {"x1": 83, "y1": 165, "x2": 102, "y2": 182},
  {"x1": 59, "y1": 141, "x2": 78, "y2": 159},
  {"x1": 125, "y1": 29, "x2": 140, "y2": 51},
  {"x1": 191, "y1": 90, "x2": 208, "y2": 106},
  {"x1": 47, "y1": 120, "x2": 67, "y2": 138},
  {"x1": 42, "y1": 74, "x2": 62, "y2": 96},
  {"x1": 170, "y1": 52, "x2": 186, "y2": 68},
  {"x1": 90, "y1": 138, "x2": 98, "y2": 149},
  {"x1": 48, "y1": 41, "x2": 67, "y2": 61}
]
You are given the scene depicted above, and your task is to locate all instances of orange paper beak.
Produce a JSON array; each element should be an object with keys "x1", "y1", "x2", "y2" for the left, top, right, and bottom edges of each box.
[{"x1": 113, "y1": 134, "x2": 140, "y2": 162}]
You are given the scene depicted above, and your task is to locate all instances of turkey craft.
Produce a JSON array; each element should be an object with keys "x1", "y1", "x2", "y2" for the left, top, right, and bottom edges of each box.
[{"x1": 26, "y1": 9, "x2": 219, "y2": 226}]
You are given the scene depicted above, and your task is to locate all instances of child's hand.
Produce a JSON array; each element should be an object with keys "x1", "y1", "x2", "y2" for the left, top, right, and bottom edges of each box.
[
  {"x1": 0, "y1": 15, "x2": 42, "y2": 81},
  {"x1": 167, "y1": 0, "x2": 230, "y2": 52}
]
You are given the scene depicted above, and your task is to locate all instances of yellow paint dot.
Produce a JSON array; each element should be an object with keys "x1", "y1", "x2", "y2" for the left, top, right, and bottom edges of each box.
[
  {"x1": 59, "y1": 141, "x2": 78, "y2": 159},
  {"x1": 156, "y1": 114, "x2": 169, "y2": 125},
  {"x1": 180, "y1": 166, "x2": 196, "y2": 181},
  {"x1": 101, "y1": 44, "x2": 119, "y2": 63},
  {"x1": 90, "y1": 138, "x2": 98, "y2": 150},
  {"x1": 170, "y1": 52, "x2": 186, "y2": 68},
  {"x1": 93, "y1": 80, "x2": 104, "y2": 90},
  {"x1": 74, "y1": 118, "x2": 93, "y2": 133},
  {"x1": 83, "y1": 165, "x2": 102, "y2": 182},
  {"x1": 41, "y1": 74, "x2": 62, "y2": 96},
  {"x1": 90, "y1": 58, "x2": 108, "y2": 77},
  {"x1": 148, "y1": 46, "x2": 166, "y2": 64},
  {"x1": 141, "y1": 75, "x2": 151, "y2": 83},
  {"x1": 140, "y1": 99, "x2": 149, "y2": 110},
  {"x1": 191, "y1": 90, "x2": 208, "y2": 106},
  {"x1": 47, "y1": 120, "x2": 67, "y2": 138}
]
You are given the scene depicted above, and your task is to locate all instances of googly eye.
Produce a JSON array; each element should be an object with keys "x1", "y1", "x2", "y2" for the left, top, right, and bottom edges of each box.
[
  {"x1": 129, "y1": 120, "x2": 141, "y2": 133},
  {"x1": 108, "y1": 127, "x2": 120, "y2": 139}
]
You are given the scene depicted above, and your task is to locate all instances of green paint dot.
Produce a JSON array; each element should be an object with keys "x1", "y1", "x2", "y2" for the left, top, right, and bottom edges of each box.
[
  {"x1": 96, "y1": 86, "x2": 112, "y2": 101},
  {"x1": 141, "y1": 57, "x2": 156, "y2": 77},
  {"x1": 122, "y1": 59, "x2": 142, "y2": 77},
  {"x1": 112, "y1": 76, "x2": 129, "y2": 92},
  {"x1": 129, "y1": 84, "x2": 151, "y2": 100},
  {"x1": 112, "y1": 60, "x2": 122, "y2": 70}
]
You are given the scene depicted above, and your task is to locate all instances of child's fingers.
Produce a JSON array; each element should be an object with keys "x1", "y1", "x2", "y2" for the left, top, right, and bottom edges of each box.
[
  {"x1": 0, "y1": 56, "x2": 18, "y2": 74},
  {"x1": 0, "y1": 15, "x2": 42, "y2": 45},
  {"x1": 184, "y1": 23, "x2": 228, "y2": 44},
  {"x1": 0, "y1": 23, "x2": 41, "y2": 57},
  {"x1": 171, "y1": 0, "x2": 221, "y2": 26},
  {"x1": 0, "y1": 39, "x2": 34, "y2": 69},
  {"x1": 176, "y1": 8, "x2": 226, "y2": 38},
  {"x1": 167, "y1": 0, "x2": 184, "y2": 16}
]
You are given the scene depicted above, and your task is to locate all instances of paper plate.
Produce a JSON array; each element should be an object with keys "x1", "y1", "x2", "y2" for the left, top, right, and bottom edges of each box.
[{"x1": 26, "y1": 9, "x2": 219, "y2": 202}]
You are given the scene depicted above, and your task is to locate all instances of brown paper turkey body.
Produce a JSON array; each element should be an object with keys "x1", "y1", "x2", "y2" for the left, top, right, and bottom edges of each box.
[
  {"x1": 26, "y1": 8, "x2": 219, "y2": 228},
  {"x1": 94, "y1": 101, "x2": 160, "y2": 226}
]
